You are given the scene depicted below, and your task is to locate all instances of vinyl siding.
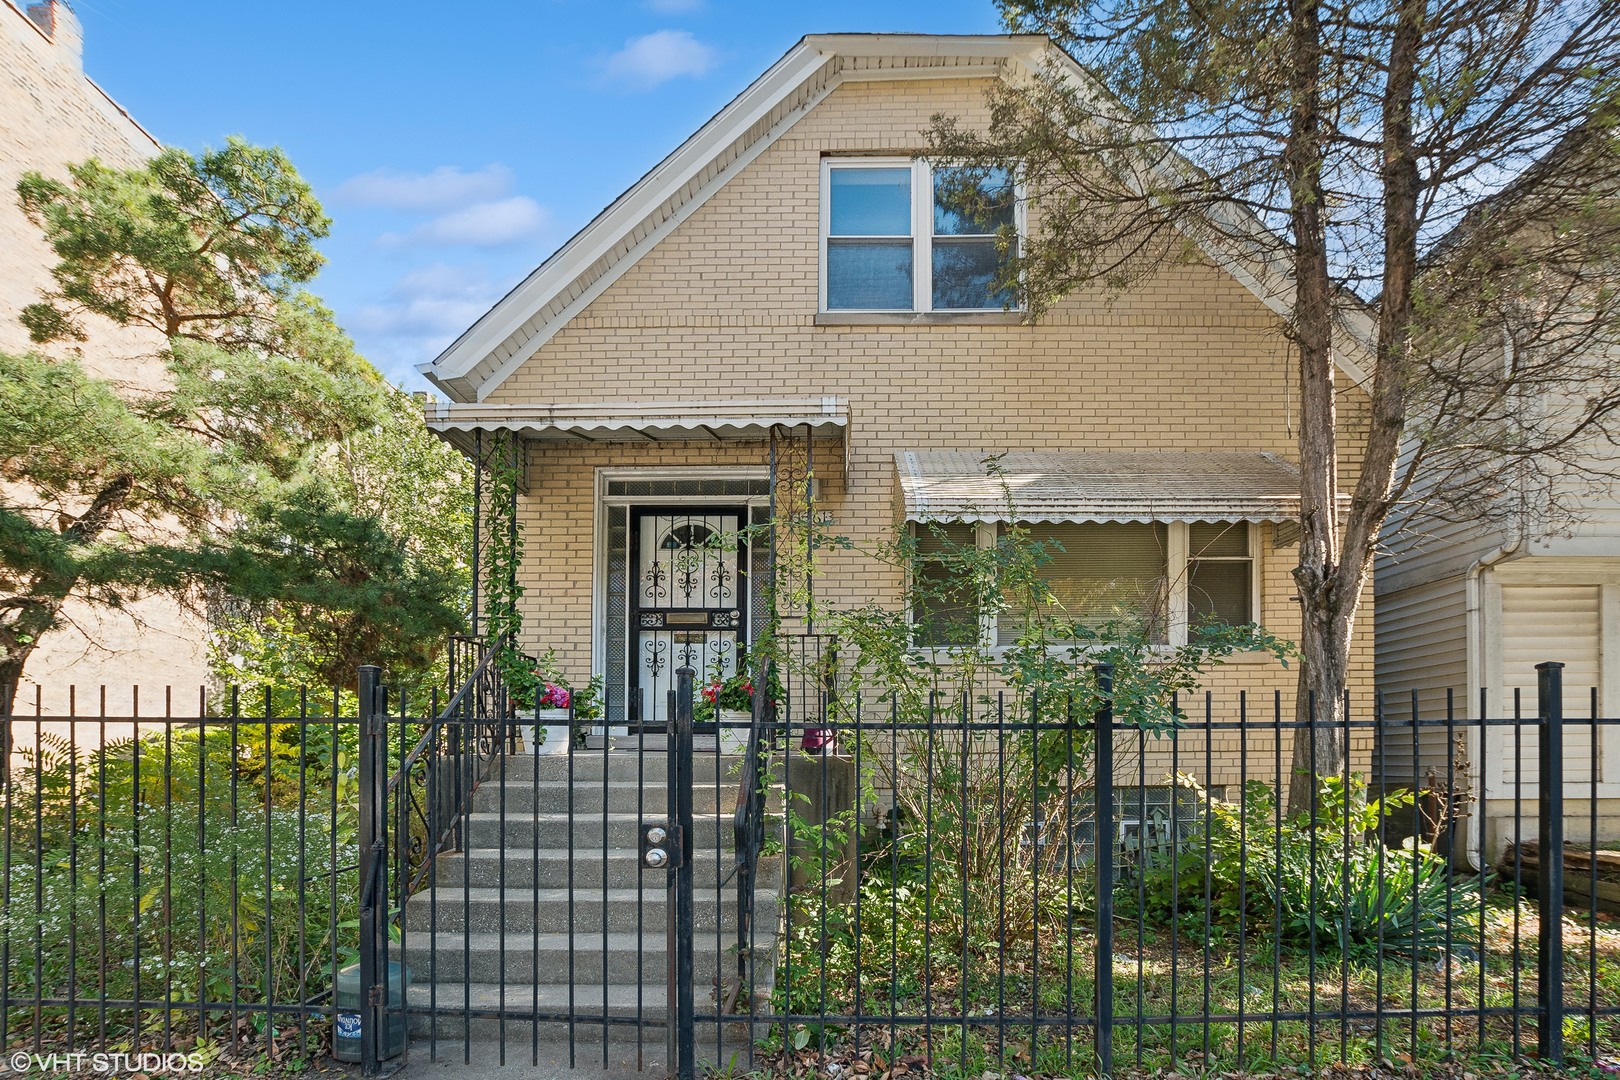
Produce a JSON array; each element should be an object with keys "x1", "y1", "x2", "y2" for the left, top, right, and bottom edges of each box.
[{"x1": 1373, "y1": 576, "x2": 1468, "y2": 788}]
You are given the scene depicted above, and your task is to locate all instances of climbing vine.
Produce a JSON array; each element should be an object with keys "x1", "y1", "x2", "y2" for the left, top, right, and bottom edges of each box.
[{"x1": 479, "y1": 430, "x2": 536, "y2": 706}]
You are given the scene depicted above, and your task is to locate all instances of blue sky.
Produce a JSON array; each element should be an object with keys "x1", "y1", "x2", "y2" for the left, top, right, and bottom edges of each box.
[{"x1": 62, "y1": 0, "x2": 1006, "y2": 391}]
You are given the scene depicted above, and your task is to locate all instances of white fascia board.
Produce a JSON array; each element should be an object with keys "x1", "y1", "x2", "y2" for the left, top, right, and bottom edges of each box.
[
  {"x1": 424, "y1": 38, "x2": 830, "y2": 392},
  {"x1": 803, "y1": 33, "x2": 1048, "y2": 62}
]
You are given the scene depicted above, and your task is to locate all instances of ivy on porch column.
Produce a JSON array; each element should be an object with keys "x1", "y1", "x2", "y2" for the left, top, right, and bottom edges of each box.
[{"x1": 477, "y1": 428, "x2": 531, "y2": 702}]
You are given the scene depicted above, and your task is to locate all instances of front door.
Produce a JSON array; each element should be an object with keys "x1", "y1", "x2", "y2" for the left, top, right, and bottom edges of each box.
[{"x1": 628, "y1": 507, "x2": 748, "y2": 731}]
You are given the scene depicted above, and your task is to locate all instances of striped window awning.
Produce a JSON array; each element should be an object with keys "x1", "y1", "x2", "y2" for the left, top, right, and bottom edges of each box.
[
  {"x1": 895, "y1": 450, "x2": 1312, "y2": 524},
  {"x1": 425, "y1": 398, "x2": 847, "y2": 444}
]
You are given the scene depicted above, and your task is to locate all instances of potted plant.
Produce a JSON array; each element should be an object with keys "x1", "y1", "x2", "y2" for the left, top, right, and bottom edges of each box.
[
  {"x1": 572, "y1": 675, "x2": 605, "y2": 746},
  {"x1": 696, "y1": 668, "x2": 755, "y2": 754},
  {"x1": 517, "y1": 650, "x2": 598, "y2": 755}
]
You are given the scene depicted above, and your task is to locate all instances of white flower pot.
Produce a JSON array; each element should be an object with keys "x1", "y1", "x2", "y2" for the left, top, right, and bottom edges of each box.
[
  {"x1": 717, "y1": 708, "x2": 752, "y2": 755},
  {"x1": 520, "y1": 709, "x2": 571, "y2": 755}
]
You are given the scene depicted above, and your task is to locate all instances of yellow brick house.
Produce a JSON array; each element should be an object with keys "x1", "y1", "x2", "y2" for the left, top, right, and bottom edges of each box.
[{"x1": 419, "y1": 33, "x2": 1379, "y2": 796}]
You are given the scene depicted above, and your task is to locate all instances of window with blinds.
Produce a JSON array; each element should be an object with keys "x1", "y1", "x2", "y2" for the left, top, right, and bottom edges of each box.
[
  {"x1": 909, "y1": 522, "x2": 981, "y2": 647},
  {"x1": 1188, "y1": 522, "x2": 1253, "y2": 627},
  {"x1": 997, "y1": 523, "x2": 1169, "y2": 645}
]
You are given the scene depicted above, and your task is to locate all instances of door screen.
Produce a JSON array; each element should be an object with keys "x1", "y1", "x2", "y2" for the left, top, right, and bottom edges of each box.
[{"x1": 629, "y1": 508, "x2": 746, "y2": 729}]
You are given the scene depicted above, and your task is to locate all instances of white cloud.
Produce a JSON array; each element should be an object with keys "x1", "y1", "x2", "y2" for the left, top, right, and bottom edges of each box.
[
  {"x1": 332, "y1": 165, "x2": 514, "y2": 211},
  {"x1": 602, "y1": 30, "x2": 717, "y2": 91},
  {"x1": 643, "y1": 0, "x2": 705, "y2": 12},
  {"x1": 350, "y1": 264, "x2": 506, "y2": 339},
  {"x1": 346, "y1": 263, "x2": 520, "y2": 385},
  {"x1": 377, "y1": 196, "x2": 551, "y2": 250}
]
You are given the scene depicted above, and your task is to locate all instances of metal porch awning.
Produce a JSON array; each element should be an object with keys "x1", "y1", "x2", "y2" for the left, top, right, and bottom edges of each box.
[
  {"x1": 896, "y1": 450, "x2": 1311, "y2": 524},
  {"x1": 425, "y1": 397, "x2": 848, "y2": 454}
]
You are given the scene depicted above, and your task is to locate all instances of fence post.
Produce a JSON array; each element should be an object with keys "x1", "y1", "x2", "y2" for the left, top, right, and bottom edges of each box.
[
  {"x1": 1535, "y1": 661, "x2": 1565, "y2": 1064},
  {"x1": 1093, "y1": 663, "x2": 1115, "y2": 1077},
  {"x1": 357, "y1": 665, "x2": 387, "y2": 1076},
  {"x1": 672, "y1": 666, "x2": 697, "y2": 1080}
]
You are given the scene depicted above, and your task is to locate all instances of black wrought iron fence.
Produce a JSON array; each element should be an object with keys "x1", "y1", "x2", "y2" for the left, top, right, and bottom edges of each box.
[
  {"x1": 0, "y1": 636, "x2": 509, "y2": 1070},
  {"x1": 724, "y1": 660, "x2": 1619, "y2": 1079},
  {"x1": 0, "y1": 686, "x2": 364, "y2": 1063},
  {"x1": 3, "y1": 655, "x2": 1616, "y2": 1078}
]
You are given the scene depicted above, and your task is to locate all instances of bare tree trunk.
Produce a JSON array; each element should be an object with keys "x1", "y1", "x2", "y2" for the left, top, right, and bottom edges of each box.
[
  {"x1": 1282, "y1": 0, "x2": 1347, "y2": 815},
  {"x1": 1285, "y1": 0, "x2": 1424, "y2": 816}
]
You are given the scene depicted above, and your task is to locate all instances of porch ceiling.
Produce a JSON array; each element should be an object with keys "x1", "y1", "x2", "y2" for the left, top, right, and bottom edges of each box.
[
  {"x1": 425, "y1": 397, "x2": 848, "y2": 457},
  {"x1": 897, "y1": 450, "x2": 1325, "y2": 524}
]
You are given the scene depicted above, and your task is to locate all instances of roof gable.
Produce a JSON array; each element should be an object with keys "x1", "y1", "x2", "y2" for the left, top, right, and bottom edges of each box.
[{"x1": 422, "y1": 33, "x2": 1372, "y2": 402}]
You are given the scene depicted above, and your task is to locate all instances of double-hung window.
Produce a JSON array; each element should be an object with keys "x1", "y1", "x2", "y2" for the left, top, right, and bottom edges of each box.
[
  {"x1": 823, "y1": 159, "x2": 1018, "y2": 313},
  {"x1": 1187, "y1": 522, "x2": 1255, "y2": 627}
]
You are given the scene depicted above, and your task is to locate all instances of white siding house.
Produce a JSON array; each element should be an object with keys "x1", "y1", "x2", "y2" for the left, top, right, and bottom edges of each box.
[{"x1": 1376, "y1": 455, "x2": 1620, "y2": 864}]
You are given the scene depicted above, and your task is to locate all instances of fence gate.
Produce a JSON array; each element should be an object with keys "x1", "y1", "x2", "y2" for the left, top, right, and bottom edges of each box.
[{"x1": 362, "y1": 644, "x2": 771, "y2": 1078}]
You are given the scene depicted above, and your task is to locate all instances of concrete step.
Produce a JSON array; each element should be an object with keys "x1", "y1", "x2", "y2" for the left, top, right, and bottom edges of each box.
[
  {"x1": 494, "y1": 753, "x2": 760, "y2": 785},
  {"x1": 408, "y1": 979, "x2": 667, "y2": 1019},
  {"x1": 463, "y1": 811, "x2": 744, "y2": 851},
  {"x1": 401, "y1": 1035, "x2": 774, "y2": 1073},
  {"x1": 403, "y1": 885, "x2": 780, "y2": 934},
  {"x1": 400, "y1": 930, "x2": 765, "y2": 984},
  {"x1": 403, "y1": 984, "x2": 775, "y2": 1051},
  {"x1": 405, "y1": 981, "x2": 671, "y2": 1046},
  {"x1": 431, "y1": 847, "x2": 781, "y2": 890},
  {"x1": 471, "y1": 780, "x2": 748, "y2": 816}
]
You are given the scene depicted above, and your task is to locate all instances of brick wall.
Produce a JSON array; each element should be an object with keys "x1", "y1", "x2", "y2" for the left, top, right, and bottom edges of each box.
[
  {"x1": 2, "y1": 2, "x2": 210, "y2": 715},
  {"x1": 489, "y1": 75, "x2": 1377, "y2": 792}
]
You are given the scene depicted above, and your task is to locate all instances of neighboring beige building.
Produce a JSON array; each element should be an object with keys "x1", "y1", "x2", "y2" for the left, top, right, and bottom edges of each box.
[
  {"x1": 421, "y1": 34, "x2": 1379, "y2": 802},
  {"x1": 2, "y1": 0, "x2": 209, "y2": 714}
]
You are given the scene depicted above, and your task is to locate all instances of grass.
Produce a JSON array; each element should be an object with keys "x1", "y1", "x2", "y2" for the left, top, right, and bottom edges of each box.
[{"x1": 751, "y1": 886, "x2": 1620, "y2": 1079}]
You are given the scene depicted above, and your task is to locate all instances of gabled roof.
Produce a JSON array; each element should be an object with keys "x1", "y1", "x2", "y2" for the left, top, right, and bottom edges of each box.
[{"x1": 421, "y1": 33, "x2": 1373, "y2": 403}]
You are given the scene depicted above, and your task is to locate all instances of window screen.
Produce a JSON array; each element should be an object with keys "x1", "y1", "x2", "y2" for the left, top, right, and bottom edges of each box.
[
  {"x1": 827, "y1": 167, "x2": 914, "y2": 310},
  {"x1": 998, "y1": 522, "x2": 1168, "y2": 644},
  {"x1": 1188, "y1": 522, "x2": 1253, "y2": 626},
  {"x1": 910, "y1": 522, "x2": 980, "y2": 647}
]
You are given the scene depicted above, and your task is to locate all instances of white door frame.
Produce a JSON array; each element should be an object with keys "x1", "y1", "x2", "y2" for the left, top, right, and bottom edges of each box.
[{"x1": 591, "y1": 467, "x2": 771, "y2": 735}]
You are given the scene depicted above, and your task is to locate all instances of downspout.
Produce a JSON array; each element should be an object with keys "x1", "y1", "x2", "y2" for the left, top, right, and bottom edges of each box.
[
  {"x1": 1462, "y1": 536, "x2": 1522, "y2": 870},
  {"x1": 1458, "y1": 328, "x2": 1533, "y2": 868}
]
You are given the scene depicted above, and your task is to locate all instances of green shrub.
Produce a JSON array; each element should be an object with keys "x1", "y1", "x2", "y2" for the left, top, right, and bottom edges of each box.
[
  {"x1": 1117, "y1": 775, "x2": 1482, "y2": 958},
  {"x1": 1, "y1": 721, "x2": 361, "y2": 1050}
]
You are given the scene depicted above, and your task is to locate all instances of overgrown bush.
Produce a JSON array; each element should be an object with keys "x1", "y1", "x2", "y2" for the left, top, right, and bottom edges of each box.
[
  {"x1": 1, "y1": 720, "x2": 360, "y2": 1054},
  {"x1": 759, "y1": 470, "x2": 1291, "y2": 931},
  {"x1": 1117, "y1": 775, "x2": 1483, "y2": 958}
]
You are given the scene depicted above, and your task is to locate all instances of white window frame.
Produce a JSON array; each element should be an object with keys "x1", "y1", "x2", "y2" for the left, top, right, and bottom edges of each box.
[
  {"x1": 1185, "y1": 521, "x2": 1262, "y2": 634},
  {"x1": 905, "y1": 519, "x2": 1262, "y2": 652},
  {"x1": 820, "y1": 158, "x2": 1023, "y2": 314}
]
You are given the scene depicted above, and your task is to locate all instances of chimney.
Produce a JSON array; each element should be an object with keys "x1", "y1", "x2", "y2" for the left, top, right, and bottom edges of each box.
[{"x1": 26, "y1": 1, "x2": 83, "y2": 70}]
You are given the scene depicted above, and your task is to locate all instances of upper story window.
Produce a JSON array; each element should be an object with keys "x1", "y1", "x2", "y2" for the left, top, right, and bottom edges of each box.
[{"x1": 822, "y1": 159, "x2": 1018, "y2": 313}]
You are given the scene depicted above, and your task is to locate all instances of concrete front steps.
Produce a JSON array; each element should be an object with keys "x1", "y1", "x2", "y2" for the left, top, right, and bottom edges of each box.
[{"x1": 401, "y1": 750, "x2": 780, "y2": 1050}]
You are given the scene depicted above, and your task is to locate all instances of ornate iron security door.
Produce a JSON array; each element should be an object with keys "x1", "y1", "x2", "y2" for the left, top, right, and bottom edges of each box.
[{"x1": 629, "y1": 507, "x2": 747, "y2": 730}]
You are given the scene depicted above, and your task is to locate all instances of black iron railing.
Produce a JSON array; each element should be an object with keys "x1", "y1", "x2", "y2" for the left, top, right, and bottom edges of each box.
[
  {"x1": 383, "y1": 634, "x2": 510, "y2": 898},
  {"x1": 728, "y1": 647, "x2": 775, "y2": 1015}
]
